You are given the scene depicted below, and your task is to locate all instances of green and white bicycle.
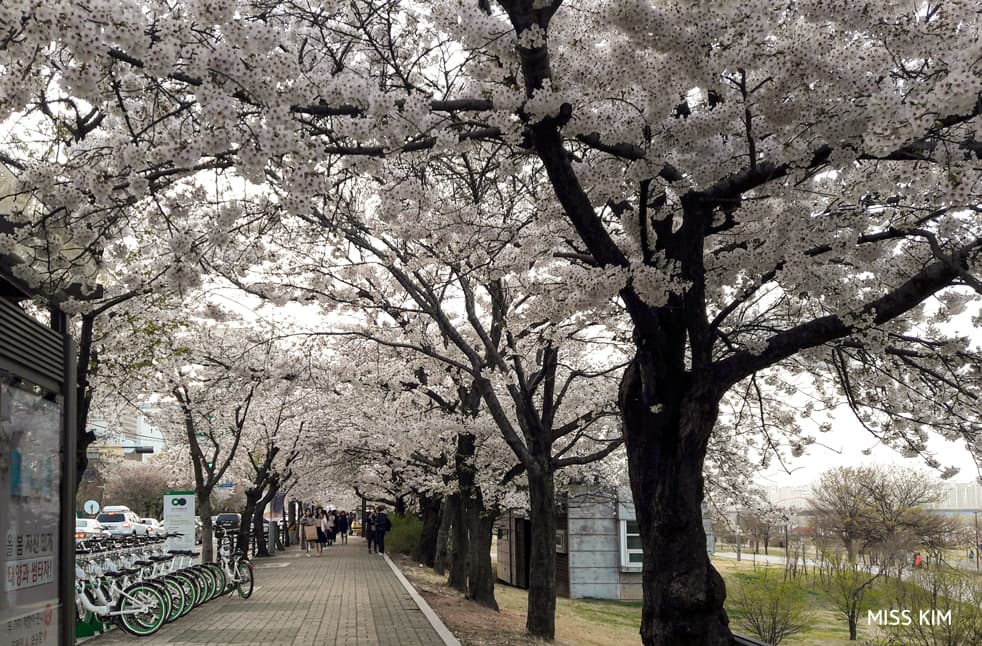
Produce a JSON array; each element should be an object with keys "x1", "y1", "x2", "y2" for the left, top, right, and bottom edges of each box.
[{"x1": 214, "y1": 526, "x2": 255, "y2": 598}]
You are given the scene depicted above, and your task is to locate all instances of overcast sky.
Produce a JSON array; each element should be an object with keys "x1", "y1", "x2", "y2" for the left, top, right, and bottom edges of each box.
[{"x1": 756, "y1": 415, "x2": 981, "y2": 487}]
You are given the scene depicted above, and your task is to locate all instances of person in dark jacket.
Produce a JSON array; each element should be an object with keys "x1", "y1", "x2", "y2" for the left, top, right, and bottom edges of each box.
[
  {"x1": 336, "y1": 511, "x2": 349, "y2": 544},
  {"x1": 365, "y1": 511, "x2": 377, "y2": 553},
  {"x1": 374, "y1": 507, "x2": 392, "y2": 555}
]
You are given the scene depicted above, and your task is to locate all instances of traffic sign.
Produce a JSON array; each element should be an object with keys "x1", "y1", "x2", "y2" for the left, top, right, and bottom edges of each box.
[{"x1": 83, "y1": 499, "x2": 100, "y2": 515}]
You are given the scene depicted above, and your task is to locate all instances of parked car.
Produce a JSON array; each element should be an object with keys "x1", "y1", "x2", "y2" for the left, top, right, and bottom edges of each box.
[
  {"x1": 141, "y1": 518, "x2": 164, "y2": 536},
  {"x1": 214, "y1": 513, "x2": 241, "y2": 531},
  {"x1": 75, "y1": 518, "x2": 111, "y2": 543},
  {"x1": 96, "y1": 507, "x2": 151, "y2": 536}
]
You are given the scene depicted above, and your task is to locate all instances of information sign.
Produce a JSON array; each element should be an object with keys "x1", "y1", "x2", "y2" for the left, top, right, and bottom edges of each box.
[
  {"x1": 1, "y1": 379, "x2": 61, "y2": 646},
  {"x1": 163, "y1": 492, "x2": 196, "y2": 552}
]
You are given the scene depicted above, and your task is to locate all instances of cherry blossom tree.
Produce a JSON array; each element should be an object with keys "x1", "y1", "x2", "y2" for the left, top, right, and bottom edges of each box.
[
  {"x1": 3, "y1": 3, "x2": 982, "y2": 644},
  {"x1": 135, "y1": 315, "x2": 314, "y2": 561}
]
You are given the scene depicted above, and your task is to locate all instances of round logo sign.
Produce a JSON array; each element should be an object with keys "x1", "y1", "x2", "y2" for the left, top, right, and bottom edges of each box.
[{"x1": 83, "y1": 500, "x2": 100, "y2": 515}]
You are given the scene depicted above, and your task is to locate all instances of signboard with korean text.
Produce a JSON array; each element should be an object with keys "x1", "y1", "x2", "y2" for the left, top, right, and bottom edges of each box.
[
  {"x1": 1, "y1": 378, "x2": 61, "y2": 646},
  {"x1": 163, "y1": 492, "x2": 196, "y2": 553}
]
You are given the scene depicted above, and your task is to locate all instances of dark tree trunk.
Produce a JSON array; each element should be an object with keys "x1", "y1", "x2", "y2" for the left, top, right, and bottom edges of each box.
[
  {"x1": 239, "y1": 488, "x2": 261, "y2": 556},
  {"x1": 448, "y1": 491, "x2": 470, "y2": 593},
  {"x1": 394, "y1": 495, "x2": 406, "y2": 516},
  {"x1": 620, "y1": 360, "x2": 731, "y2": 646},
  {"x1": 74, "y1": 313, "x2": 96, "y2": 493},
  {"x1": 465, "y1": 497, "x2": 498, "y2": 610},
  {"x1": 414, "y1": 494, "x2": 442, "y2": 567},
  {"x1": 198, "y1": 493, "x2": 215, "y2": 563},
  {"x1": 434, "y1": 494, "x2": 454, "y2": 576},
  {"x1": 525, "y1": 467, "x2": 556, "y2": 639},
  {"x1": 252, "y1": 484, "x2": 278, "y2": 557}
]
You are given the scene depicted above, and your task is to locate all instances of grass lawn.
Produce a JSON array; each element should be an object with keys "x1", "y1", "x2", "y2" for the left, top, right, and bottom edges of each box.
[{"x1": 396, "y1": 554, "x2": 982, "y2": 645}]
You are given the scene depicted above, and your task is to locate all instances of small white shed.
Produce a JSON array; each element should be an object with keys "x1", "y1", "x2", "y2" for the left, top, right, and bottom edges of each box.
[{"x1": 496, "y1": 486, "x2": 715, "y2": 601}]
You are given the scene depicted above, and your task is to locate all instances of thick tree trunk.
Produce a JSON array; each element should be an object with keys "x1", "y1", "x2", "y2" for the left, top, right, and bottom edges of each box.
[
  {"x1": 620, "y1": 360, "x2": 731, "y2": 646},
  {"x1": 414, "y1": 494, "x2": 442, "y2": 567},
  {"x1": 525, "y1": 467, "x2": 556, "y2": 640},
  {"x1": 448, "y1": 491, "x2": 470, "y2": 593},
  {"x1": 465, "y1": 498, "x2": 498, "y2": 610},
  {"x1": 239, "y1": 489, "x2": 260, "y2": 556},
  {"x1": 253, "y1": 485, "x2": 278, "y2": 557},
  {"x1": 434, "y1": 494, "x2": 454, "y2": 576},
  {"x1": 252, "y1": 506, "x2": 267, "y2": 556},
  {"x1": 198, "y1": 492, "x2": 215, "y2": 563},
  {"x1": 74, "y1": 314, "x2": 96, "y2": 493}
]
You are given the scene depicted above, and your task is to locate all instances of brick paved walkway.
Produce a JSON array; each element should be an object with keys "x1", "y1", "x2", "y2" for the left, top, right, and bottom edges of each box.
[{"x1": 85, "y1": 538, "x2": 448, "y2": 646}]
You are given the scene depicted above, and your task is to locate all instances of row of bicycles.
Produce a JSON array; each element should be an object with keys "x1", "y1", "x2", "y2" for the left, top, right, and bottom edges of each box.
[{"x1": 75, "y1": 527, "x2": 253, "y2": 636}]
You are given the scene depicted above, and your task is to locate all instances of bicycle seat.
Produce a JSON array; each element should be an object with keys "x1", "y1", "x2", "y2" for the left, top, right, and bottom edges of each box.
[
  {"x1": 105, "y1": 568, "x2": 138, "y2": 577},
  {"x1": 134, "y1": 560, "x2": 154, "y2": 567},
  {"x1": 150, "y1": 555, "x2": 173, "y2": 562}
]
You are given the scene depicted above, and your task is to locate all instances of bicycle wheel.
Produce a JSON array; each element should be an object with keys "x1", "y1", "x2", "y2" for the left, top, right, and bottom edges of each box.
[
  {"x1": 115, "y1": 583, "x2": 166, "y2": 636},
  {"x1": 235, "y1": 560, "x2": 254, "y2": 599},
  {"x1": 161, "y1": 575, "x2": 187, "y2": 623},
  {"x1": 186, "y1": 567, "x2": 213, "y2": 605},
  {"x1": 142, "y1": 580, "x2": 172, "y2": 625},
  {"x1": 203, "y1": 563, "x2": 227, "y2": 598},
  {"x1": 170, "y1": 572, "x2": 198, "y2": 615}
]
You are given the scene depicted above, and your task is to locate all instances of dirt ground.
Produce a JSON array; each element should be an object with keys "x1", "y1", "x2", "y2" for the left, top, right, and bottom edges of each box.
[{"x1": 394, "y1": 556, "x2": 550, "y2": 645}]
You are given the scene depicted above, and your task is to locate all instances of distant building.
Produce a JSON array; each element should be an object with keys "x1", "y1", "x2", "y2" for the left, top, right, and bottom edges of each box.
[{"x1": 86, "y1": 403, "x2": 164, "y2": 463}]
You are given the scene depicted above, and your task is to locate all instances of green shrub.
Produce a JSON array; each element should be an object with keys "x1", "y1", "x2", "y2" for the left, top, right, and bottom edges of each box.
[
  {"x1": 729, "y1": 569, "x2": 814, "y2": 645},
  {"x1": 385, "y1": 514, "x2": 422, "y2": 555}
]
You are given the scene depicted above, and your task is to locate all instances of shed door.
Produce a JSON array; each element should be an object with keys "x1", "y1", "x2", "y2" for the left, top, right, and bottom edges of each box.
[{"x1": 514, "y1": 517, "x2": 532, "y2": 589}]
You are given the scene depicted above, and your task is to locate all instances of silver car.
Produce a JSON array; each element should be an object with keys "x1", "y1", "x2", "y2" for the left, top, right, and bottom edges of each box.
[
  {"x1": 75, "y1": 518, "x2": 111, "y2": 543},
  {"x1": 96, "y1": 511, "x2": 151, "y2": 536},
  {"x1": 141, "y1": 518, "x2": 164, "y2": 536}
]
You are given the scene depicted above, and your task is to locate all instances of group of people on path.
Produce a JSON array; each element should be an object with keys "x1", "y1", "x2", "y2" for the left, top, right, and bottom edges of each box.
[
  {"x1": 297, "y1": 504, "x2": 392, "y2": 556},
  {"x1": 299, "y1": 507, "x2": 352, "y2": 557}
]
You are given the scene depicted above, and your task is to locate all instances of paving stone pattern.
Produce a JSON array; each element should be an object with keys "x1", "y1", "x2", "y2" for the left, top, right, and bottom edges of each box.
[{"x1": 85, "y1": 538, "x2": 443, "y2": 646}]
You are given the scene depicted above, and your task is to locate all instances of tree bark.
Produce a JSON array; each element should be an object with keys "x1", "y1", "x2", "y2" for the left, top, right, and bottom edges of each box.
[
  {"x1": 434, "y1": 494, "x2": 454, "y2": 576},
  {"x1": 465, "y1": 497, "x2": 498, "y2": 610},
  {"x1": 239, "y1": 488, "x2": 261, "y2": 557},
  {"x1": 448, "y1": 491, "x2": 470, "y2": 593},
  {"x1": 620, "y1": 360, "x2": 731, "y2": 646},
  {"x1": 414, "y1": 494, "x2": 442, "y2": 567},
  {"x1": 74, "y1": 313, "x2": 97, "y2": 493},
  {"x1": 253, "y1": 484, "x2": 278, "y2": 557},
  {"x1": 197, "y1": 492, "x2": 215, "y2": 563},
  {"x1": 525, "y1": 467, "x2": 556, "y2": 639}
]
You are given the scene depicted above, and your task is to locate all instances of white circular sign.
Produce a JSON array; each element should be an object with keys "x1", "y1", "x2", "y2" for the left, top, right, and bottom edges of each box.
[{"x1": 83, "y1": 500, "x2": 100, "y2": 515}]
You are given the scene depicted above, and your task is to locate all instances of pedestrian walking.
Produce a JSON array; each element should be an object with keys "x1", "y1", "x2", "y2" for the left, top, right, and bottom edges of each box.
[
  {"x1": 375, "y1": 507, "x2": 391, "y2": 555},
  {"x1": 366, "y1": 510, "x2": 377, "y2": 553},
  {"x1": 336, "y1": 511, "x2": 349, "y2": 545},
  {"x1": 299, "y1": 509, "x2": 316, "y2": 557},
  {"x1": 314, "y1": 509, "x2": 329, "y2": 556}
]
